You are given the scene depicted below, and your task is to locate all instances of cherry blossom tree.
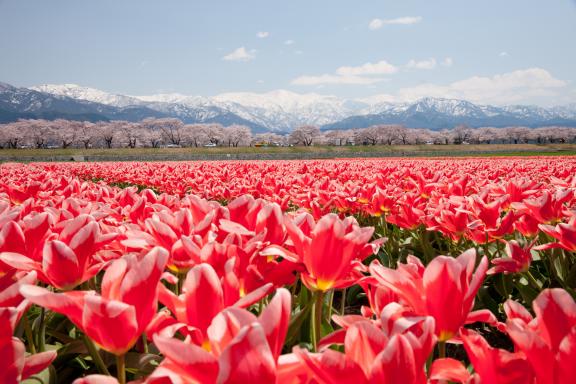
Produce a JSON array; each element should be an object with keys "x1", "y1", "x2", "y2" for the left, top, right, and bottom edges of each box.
[
  {"x1": 289, "y1": 125, "x2": 320, "y2": 146},
  {"x1": 223, "y1": 125, "x2": 252, "y2": 147}
]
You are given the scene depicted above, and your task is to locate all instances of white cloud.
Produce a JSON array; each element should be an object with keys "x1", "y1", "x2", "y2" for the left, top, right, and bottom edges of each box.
[
  {"x1": 294, "y1": 50, "x2": 304, "y2": 55},
  {"x1": 284, "y1": 39, "x2": 295, "y2": 45},
  {"x1": 369, "y1": 16, "x2": 422, "y2": 30},
  {"x1": 256, "y1": 31, "x2": 269, "y2": 38},
  {"x1": 368, "y1": 19, "x2": 384, "y2": 30},
  {"x1": 441, "y1": 57, "x2": 453, "y2": 67},
  {"x1": 499, "y1": 51, "x2": 509, "y2": 57},
  {"x1": 223, "y1": 47, "x2": 256, "y2": 62},
  {"x1": 406, "y1": 58, "x2": 437, "y2": 70},
  {"x1": 336, "y1": 60, "x2": 398, "y2": 76},
  {"x1": 386, "y1": 68, "x2": 567, "y2": 104},
  {"x1": 291, "y1": 74, "x2": 384, "y2": 86}
]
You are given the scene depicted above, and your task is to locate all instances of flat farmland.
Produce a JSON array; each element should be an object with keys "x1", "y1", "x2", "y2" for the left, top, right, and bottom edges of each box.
[{"x1": 1, "y1": 143, "x2": 576, "y2": 162}]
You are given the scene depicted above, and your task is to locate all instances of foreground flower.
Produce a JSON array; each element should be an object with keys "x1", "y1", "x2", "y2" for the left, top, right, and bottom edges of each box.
[
  {"x1": 156, "y1": 262, "x2": 273, "y2": 345},
  {"x1": 0, "y1": 309, "x2": 57, "y2": 384},
  {"x1": 422, "y1": 330, "x2": 534, "y2": 384},
  {"x1": 148, "y1": 288, "x2": 291, "y2": 383},
  {"x1": 505, "y1": 288, "x2": 576, "y2": 384},
  {"x1": 283, "y1": 303, "x2": 435, "y2": 384},
  {"x1": 370, "y1": 249, "x2": 491, "y2": 341},
  {"x1": 20, "y1": 247, "x2": 168, "y2": 355},
  {"x1": 263, "y1": 213, "x2": 382, "y2": 292}
]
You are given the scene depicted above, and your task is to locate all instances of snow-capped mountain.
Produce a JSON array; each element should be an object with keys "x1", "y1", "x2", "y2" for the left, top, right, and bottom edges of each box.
[
  {"x1": 212, "y1": 90, "x2": 362, "y2": 130},
  {"x1": 21, "y1": 84, "x2": 268, "y2": 131},
  {"x1": 2, "y1": 82, "x2": 575, "y2": 131},
  {"x1": 323, "y1": 97, "x2": 576, "y2": 130},
  {"x1": 31, "y1": 84, "x2": 140, "y2": 108},
  {"x1": 0, "y1": 82, "x2": 166, "y2": 122}
]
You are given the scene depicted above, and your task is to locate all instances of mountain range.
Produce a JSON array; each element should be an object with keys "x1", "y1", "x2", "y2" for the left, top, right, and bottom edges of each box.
[{"x1": 1, "y1": 81, "x2": 575, "y2": 132}]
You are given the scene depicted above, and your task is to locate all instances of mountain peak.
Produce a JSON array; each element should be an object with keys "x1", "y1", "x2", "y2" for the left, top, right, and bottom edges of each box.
[{"x1": 3, "y1": 81, "x2": 573, "y2": 131}]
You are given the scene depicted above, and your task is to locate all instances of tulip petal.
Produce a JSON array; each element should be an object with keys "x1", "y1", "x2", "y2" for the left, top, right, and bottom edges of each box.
[
  {"x1": 82, "y1": 295, "x2": 139, "y2": 355},
  {"x1": 153, "y1": 335, "x2": 218, "y2": 383},
  {"x1": 217, "y1": 323, "x2": 277, "y2": 384},
  {"x1": 258, "y1": 288, "x2": 291, "y2": 360},
  {"x1": 21, "y1": 351, "x2": 57, "y2": 380},
  {"x1": 429, "y1": 358, "x2": 471, "y2": 383}
]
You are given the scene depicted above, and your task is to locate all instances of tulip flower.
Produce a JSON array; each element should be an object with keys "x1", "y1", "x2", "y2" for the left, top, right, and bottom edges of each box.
[
  {"x1": 505, "y1": 288, "x2": 576, "y2": 384},
  {"x1": 0, "y1": 214, "x2": 117, "y2": 290},
  {"x1": 512, "y1": 189, "x2": 572, "y2": 225},
  {"x1": 457, "y1": 329, "x2": 534, "y2": 384},
  {"x1": 488, "y1": 240, "x2": 534, "y2": 275},
  {"x1": 0, "y1": 309, "x2": 57, "y2": 384},
  {"x1": 264, "y1": 213, "x2": 381, "y2": 292},
  {"x1": 156, "y1": 263, "x2": 273, "y2": 345},
  {"x1": 537, "y1": 217, "x2": 576, "y2": 252},
  {"x1": 149, "y1": 288, "x2": 291, "y2": 383},
  {"x1": 291, "y1": 303, "x2": 435, "y2": 384},
  {"x1": 20, "y1": 247, "x2": 168, "y2": 355},
  {"x1": 370, "y1": 249, "x2": 490, "y2": 341}
]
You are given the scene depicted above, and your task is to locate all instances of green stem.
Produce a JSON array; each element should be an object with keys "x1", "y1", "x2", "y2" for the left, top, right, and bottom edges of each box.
[
  {"x1": 83, "y1": 335, "x2": 110, "y2": 376},
  {"x1": 177, "y1": 273, "x2": 184, "y2": 296},
  {"x1": 311, "y1": 290, "x2": 325, "y2": 352},
  {"x1": 38, "y1": 307, "x2": 46, "y2": 352},
  {"x1": 524, "y1": 270, "x2": 541, "y2": 290},
  {"x1": 23, "y1": 314, "x2": 37, "y2": 354},
  {"x1": 326, "y1": 290, "x2": 334, "y2": 321},
  {"x1": 340, "y1": 288, "x2": 347, "y2": 316},
  {"x1": 438, "y1": 341, "x2": 446, "y2": 359},
  {"x1": 116, "y1": 354, "x2": 126, "y2": 384},
  {"x1": 142, "y1": 333, "x2": 149, "y2": 354}
]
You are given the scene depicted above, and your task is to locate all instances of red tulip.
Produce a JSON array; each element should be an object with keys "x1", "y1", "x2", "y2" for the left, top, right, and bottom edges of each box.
[
  {"x1": 150, "y1": 288, "x2": 291, "y2": 383},
  {"x1": 1, "y1": 214, "x2": 117, "y2": 290},
  {"x1": 20, "y1": 247, "x2": 168, "y2": 355},
  {"x1": 310, "y1": 302, "x2": 435, "y2": 384},
  {"x1": 512, "y1": 190, "x2": 572, "y2": 225},
  {"x1": 505, "y1": 288, "x2": 576, "y2": 384},
  {"x1": 0, "y1": 309, "x2": 57, "y2": 384},
  {"x1": 537, "y1": 217, "x2": 576, "y2": 252},
  {"x1": 370, "y1": 249, "x2": 490, "y2": 341},
  {"x1": 156, "y1": 263, "x2": 273, "y2": 345},
  {"x1": 429, "y1": 358, "x2": 478, "y2": 384},
  {"x1": 488, "y1": 240, "x2": 534, "y2": 275},
  {"x1": 264, "y1": 213, "x2": 381, "y2": 292},
  {"x1": 460, "y1": 329, "x2": 534, "y2": 383}
]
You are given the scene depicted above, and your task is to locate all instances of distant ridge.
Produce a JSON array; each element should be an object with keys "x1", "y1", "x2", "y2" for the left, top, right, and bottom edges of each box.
[{"x1": 0, "y1": 81, "x2": 574, "y2": 131}]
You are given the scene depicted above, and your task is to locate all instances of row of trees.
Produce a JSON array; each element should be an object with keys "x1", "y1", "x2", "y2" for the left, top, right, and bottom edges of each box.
[
  {"x1": 0, "y1": 119, "x2": 254, "y2": 149},
  {"x1": 0, "y1": 118, "x2": 575, "y2": 149},
  {"x1": 293, "y1": 124, "x2": 576, "y2": 146}
]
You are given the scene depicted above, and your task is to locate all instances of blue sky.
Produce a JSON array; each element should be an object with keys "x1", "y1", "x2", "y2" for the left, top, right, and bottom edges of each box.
[{"x1": 1, "y1": 0, "x2": 575, "y2": 105}]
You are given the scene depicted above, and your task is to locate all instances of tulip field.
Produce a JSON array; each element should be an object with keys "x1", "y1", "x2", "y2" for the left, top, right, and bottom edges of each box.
[{"x1": 2, "y1": 157, "x2": 576, "y2": 384}]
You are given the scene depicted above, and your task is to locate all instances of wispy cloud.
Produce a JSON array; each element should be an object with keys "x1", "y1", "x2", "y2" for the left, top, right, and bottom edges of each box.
[
  {"x1": 291, "y1": 74, "x2": 384, "y2": 86},
  {"x1": 222, "y1": 47, "x2": 256, "y2": 62},
  {"x1": 379, "y1": 68, "x2": 566, "y2": 104},
  {"x1": 499, "y1": 51, "x2": 509, "y2": 57},
  {"x1": 406, "y1": 58, "x2": 437, "y2": 70},
  {"x1": 369, "y1": 16, "x2": 422, "y2": 30},
  {"x1": 336, "y1": 60, "x2": 398, "y2": 76},
  {"x1": 441, "y1": 57, "x2": 454, "y2": 67},
  {"x1": 256, "y1": 31, "x2": 269, "y2": 38},
  {"x1": 284, "y1": 39, "x2": 295, "y2": 45},
  {"x1": 293, "y1": 55, "x2": 457, "y2": 86}
]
